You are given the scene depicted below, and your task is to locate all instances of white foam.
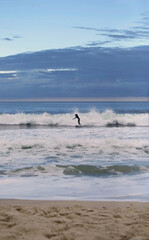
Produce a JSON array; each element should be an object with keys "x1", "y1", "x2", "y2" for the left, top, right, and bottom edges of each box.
[
  {"x1": 0, "y1": 127, "x2": 148, "y2": 173},
  {"x1": 0, "y1": 110, "x2": 148, "y2": 126}
]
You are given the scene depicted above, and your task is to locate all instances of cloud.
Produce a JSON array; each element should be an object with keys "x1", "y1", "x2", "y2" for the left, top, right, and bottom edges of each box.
[
  {"x1": 1, "y1": 37, "x2": 13, "y2": 41},
  {"x1": 13, "y1": 35, "x2": 21, "y2": 39},
  {"x1": 75, "y1": 12, "x2": 149, "y2": 45},
  {"x1": 86, "y1": 41, "x2": 111, "y2": 46},
  {"x1": 1, "y1": 35, "x2": 22, "y2": 41},
  {"x1": 0, "y1": 46, "x2": 148, "y2": 98},
  {"x1": 138, "y1": 11, "x2": 149, "y2": 24},
  {"x1": 74, "y1": 26, "x2": 101, "y2": 32},
  {"x1": 100, "y1": 33, "x2": 136, "y2": 40}
]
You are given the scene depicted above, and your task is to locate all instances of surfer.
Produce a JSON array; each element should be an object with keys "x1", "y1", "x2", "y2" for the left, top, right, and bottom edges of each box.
[{"x1": 73, "y1": 114, "x2": 81, "y2": 125}]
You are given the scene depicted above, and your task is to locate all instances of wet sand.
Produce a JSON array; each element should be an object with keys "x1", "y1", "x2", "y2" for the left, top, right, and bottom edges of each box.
[{"x1": 0, "y1": 199, "x2": 149, "y2": 240}]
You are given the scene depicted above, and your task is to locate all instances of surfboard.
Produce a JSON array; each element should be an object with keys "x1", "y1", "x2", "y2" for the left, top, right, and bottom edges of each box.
[{"x1": 75, "y1": 125, "x2": 82, "y2": 128}]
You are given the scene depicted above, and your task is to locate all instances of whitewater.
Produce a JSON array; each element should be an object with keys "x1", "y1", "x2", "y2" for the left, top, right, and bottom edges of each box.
[
  {"x1": 0, "y1": 109, "x2": 148, "y2": 127},
  {"x1": 0, "y1": 101, "x2": 149, "y2": 201}
]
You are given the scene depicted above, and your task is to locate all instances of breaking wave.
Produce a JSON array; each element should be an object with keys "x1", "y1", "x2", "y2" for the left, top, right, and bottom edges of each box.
[
  {"x1": 1, "y1": 164, "x2": 149, "y2": 177},
  {"x1": 0, "y1": 110, "x2": 148, "y2": 127},
  {"x1": 0, "y1": 136, "x2": 148, "y2": 156}
]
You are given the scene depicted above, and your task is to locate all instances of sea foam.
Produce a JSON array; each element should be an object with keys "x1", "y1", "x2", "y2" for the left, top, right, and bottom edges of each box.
[{"x1": 0, "y1": 110, "x2": 148, "y2": 126}]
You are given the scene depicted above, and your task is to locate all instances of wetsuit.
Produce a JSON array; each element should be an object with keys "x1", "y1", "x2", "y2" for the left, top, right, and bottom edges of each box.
[{"x1": 74, "y1": 114, "x2": 81, "y2": 125}]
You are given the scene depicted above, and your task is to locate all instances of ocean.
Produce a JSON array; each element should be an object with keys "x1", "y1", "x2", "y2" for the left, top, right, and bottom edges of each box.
[{"x1": 0, "y1": 101, "x2": 148, "y2": 201}]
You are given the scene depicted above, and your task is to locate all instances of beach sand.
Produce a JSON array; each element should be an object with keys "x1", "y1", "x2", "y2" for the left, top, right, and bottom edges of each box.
[{"x1": 0, "y1": 200, "x2": 149, "y2": 240}]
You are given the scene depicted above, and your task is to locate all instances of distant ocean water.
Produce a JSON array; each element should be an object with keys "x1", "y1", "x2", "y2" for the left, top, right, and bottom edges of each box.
[{"x1": 0, "y1": 101, "x2": 149, "y2": 201}]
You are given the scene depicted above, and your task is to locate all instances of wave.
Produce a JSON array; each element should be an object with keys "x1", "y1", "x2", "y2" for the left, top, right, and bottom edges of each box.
[
  {"x1": 59, "y1": 164, "x2": 149, "y2": 176},
  {"x1": 1, "y1": 164, "x2": 149, "y2": 177},
  {"x1": 0, "y1": 110, "x2": 148, "y2": 127},
  {"x1": 0, "y1": 136, "x2": 148, "y2": 155}
]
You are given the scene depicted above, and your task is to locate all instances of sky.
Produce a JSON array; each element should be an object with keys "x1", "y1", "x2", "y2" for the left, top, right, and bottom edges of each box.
[
  {"x1": 1, "y1": 0, "x2": 149, "y2": 57},
  {"x1": 0, "y1": 0, "x2": 149, "y2": 99}
]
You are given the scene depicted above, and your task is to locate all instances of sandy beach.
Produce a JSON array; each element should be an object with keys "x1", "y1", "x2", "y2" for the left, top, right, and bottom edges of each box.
[{"x1": 0, "y1": 200, "x2": 148, "y2": 240}]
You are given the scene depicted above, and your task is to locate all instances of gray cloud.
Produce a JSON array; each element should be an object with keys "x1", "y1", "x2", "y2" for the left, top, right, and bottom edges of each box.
[
  {"x1": 0, "y1": 46, "x2": 148, "y2": 98},
  {"x1": 86, "y1": 41, "x2": 111, "y2": 46},
  {"x1": 1, "y1": 37, "x2": 13, "y2": 41},
  {"x1": 100, "y1": 33, "x2": 136, "y2": 40},
  {"x1": 1, "y1": 35, "x2": 22, "y2": 41},
  {"x1": 75, "y1": 12, "x2": 149, "y2": 44},
  {"x1": 13, "y1": 35, "x2": 21, "y2": 39},
  {"x1": 139, "y1": 11, "x2": 149, "y2": 23},
  {"x1": 74, "y1": 26, "x2": 100, "y2": 32}
]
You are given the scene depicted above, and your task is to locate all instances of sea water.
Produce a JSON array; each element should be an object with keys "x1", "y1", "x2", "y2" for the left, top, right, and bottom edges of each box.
[{"x1": 0, "y1": 101, "x2": 148, "y2": 201}]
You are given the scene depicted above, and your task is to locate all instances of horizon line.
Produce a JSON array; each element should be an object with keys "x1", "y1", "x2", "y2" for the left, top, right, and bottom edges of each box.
[{"x1": 0, "y1": 97, "x2": 148, "y2": 102}]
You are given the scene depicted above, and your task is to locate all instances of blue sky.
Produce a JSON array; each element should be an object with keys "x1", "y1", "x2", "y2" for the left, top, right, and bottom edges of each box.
[
  {"x1": 1, "y1": 0, "x2": 149, "y2": 57},
  {"x1": 0, "y1": 0, "x2": 149, "y2": 99}
]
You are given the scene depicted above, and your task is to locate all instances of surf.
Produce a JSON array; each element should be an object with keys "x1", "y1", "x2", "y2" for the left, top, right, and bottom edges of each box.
[{"x1": 0, "y1": 110, "x2": 148, "y2": 127}]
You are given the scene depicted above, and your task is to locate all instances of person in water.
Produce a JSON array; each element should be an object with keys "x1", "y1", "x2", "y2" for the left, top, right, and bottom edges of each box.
[{"x1": 73, "y1": 114, "x2": 81, "y2": 125}]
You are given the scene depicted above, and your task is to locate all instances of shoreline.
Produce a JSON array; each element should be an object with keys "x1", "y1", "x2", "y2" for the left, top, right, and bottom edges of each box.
[
  {"x1": 0, "y1": 199, "x2": 149, "y2": 240},
  {"x1": 0, "y1": 198, "x2": 149, "y2": 205}
]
